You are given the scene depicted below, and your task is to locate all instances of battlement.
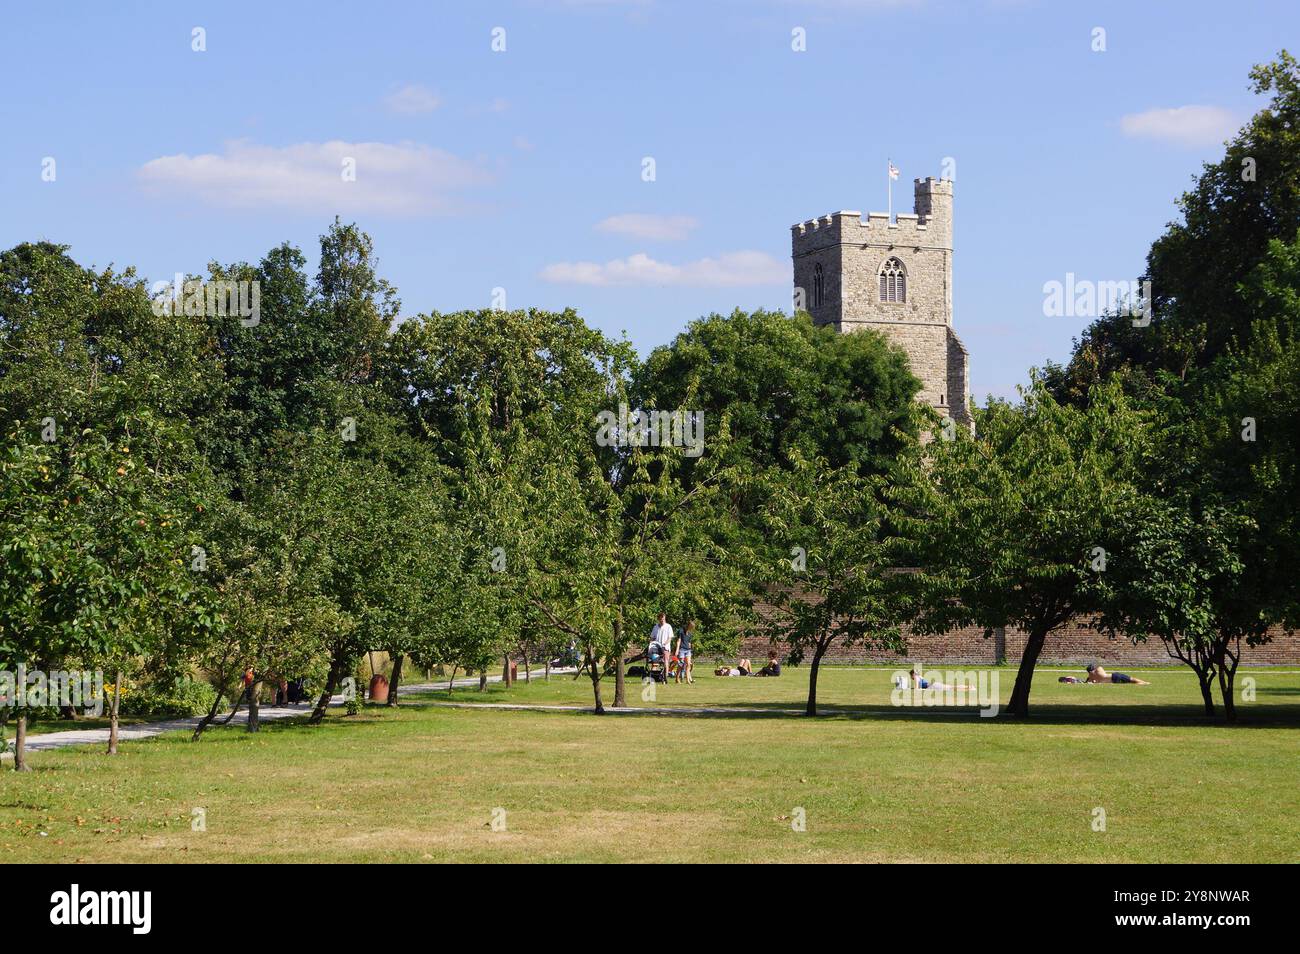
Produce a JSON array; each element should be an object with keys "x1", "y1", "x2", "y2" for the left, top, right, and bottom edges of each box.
[
  {"x1": 792, "y1": 177, "x2": 953, "y2": 249},
  {"x1": 792, "y1": 210, "x2": 929, "y2": 234},
  {"x1": 914, "y1": 176, "x2": 953, "y2": 195},
  {"x1": 788, "y1": 171, "x2": 966, "y2": 425}
]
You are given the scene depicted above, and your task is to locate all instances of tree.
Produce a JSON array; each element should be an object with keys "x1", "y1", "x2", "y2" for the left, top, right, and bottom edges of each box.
[
  {"x1": 0, "y1": 435, "x2": 64, "y2": 770},
  {"x1": 0, "y1": 242, "x2": 217, "y2": 761},
  {"x1": 1045, "y1": 51, "x2": 1300, "y2": 404},
  {"x1": 749, "y1": 455, "x2": 909, "y2": 715},
  {"x1": 892, "y1": 380, "x2": 1151, "y2": 717},
  {"x1": 635, "y1": 308, "x2": 920, "y2": 481},
  {"x1": 526, "y1": 402, "x2": 739, "y2": 712}
]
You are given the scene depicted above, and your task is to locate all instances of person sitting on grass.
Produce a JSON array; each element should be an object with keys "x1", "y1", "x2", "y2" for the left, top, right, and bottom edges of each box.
[
  {"x1": 1084, "y1": 664, "x2": 1149, "y2": 685},
  {"x1": 756, "y1": 651, "x2": 782, "y2": 677}
]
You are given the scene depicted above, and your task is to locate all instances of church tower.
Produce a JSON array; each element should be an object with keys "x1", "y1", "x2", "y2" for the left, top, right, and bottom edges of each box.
[{"x1": 792, "y1": 176, "x2": 970, "y2": 426}]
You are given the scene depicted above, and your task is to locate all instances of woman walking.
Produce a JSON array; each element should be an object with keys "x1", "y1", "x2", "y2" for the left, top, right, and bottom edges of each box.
[{"x1": 675, "y1": 621, "x2": 697, "y2": 684}]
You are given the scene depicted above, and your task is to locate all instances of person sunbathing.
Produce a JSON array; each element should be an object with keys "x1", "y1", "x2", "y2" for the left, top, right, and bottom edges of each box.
[
  {"x1": 908, "y1": 669, "x2": 977, "y2": 692},
  {"x1": 715, "y1": 658, "x2": 752, "y2": 677},
  {"x1": 1084, "y1": 664, "x2": 1149, "y2": 685}
]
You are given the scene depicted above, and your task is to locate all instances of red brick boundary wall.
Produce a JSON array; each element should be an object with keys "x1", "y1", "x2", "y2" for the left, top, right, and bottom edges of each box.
[{"x1": 739, "y1": 619, "x2": 1300, "y2": 666}]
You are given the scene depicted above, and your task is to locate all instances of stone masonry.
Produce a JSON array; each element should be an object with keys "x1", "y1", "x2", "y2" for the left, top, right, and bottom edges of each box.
[
  {"x1": 781, "y1": 178, "x2": 1300, "y2": 665},
  {"x1": 792, "y1": 177, "x2": 970, "y2": 426}
]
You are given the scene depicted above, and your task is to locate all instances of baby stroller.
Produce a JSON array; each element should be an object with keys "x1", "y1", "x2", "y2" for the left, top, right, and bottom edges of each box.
[{"x1": 646, "y1": 641, "x2": 670, "y2": 683}]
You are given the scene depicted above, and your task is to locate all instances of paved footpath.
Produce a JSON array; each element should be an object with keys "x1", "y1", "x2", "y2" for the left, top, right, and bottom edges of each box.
[{"x1": 3, "y1": 671, "x2": 539, "y2": 757}]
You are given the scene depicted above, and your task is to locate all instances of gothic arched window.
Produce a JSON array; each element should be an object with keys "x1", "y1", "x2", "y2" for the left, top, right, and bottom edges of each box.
[
  {"x1": 813, "y1": 263, "x2": 824, "y2": 308},
  {"x1": 879, "y1": 257, "x2": 906, "y2": 303}
]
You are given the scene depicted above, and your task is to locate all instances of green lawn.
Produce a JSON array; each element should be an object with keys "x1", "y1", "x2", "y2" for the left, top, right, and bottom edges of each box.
[{"x1": 2, "y1": 666, "x2": 1297, "y2": 863}]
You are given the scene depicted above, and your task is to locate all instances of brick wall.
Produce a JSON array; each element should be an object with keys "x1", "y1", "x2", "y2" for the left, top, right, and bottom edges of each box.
[{"x1": 739, "y1": 618, "x2": 1300, "y2": 666}]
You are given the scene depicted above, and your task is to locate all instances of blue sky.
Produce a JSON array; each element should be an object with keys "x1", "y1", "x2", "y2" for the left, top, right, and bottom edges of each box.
[{"x1": 2, "y1": 0, "x2": 1294, "y2": 401}]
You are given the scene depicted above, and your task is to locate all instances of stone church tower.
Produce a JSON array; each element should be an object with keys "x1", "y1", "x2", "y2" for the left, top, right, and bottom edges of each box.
[{"x1": 792, "y1": 177, "x2": 970, "y2": 426}]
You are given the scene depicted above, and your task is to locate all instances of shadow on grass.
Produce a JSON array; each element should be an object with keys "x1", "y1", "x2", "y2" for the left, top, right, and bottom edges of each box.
[{"x1": 393, "y1": 692, "x2": 1300, "y2": 729}]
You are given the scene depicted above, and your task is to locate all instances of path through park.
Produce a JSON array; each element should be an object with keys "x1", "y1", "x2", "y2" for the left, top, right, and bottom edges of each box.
[{"x1": 5, "y1": 672, "x2": 536, "y2": 756}]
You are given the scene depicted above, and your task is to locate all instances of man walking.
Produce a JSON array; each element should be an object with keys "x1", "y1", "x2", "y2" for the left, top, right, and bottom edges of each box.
[{"x1": 649, "y1": 612, "x2": 674, "y2": 682}]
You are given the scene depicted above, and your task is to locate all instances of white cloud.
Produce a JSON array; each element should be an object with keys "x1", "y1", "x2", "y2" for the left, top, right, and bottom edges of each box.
[
  {"x1": 384, "y1": 84, "x2": 442, "y2": 114},
  {"x1": 1119, "y1": 105, "x2": 1238, "y2": 147},
  {"x1": 540, "y1": 251, "x2": 786, "y2": 287},
  {"x1": 138, "y1": 140, "x2": 492, "y2": 216},
  {"x1": 595, "y1": 213, "x2": 699, "y2": 241},
  {"x1": 513, "y1": 135, "x2": 536, "y2": 152}
]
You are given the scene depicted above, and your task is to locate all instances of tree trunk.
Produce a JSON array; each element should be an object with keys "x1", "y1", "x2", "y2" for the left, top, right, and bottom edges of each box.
[
  {"x1": 612, "y1": 618, "x2": 626, "y2": 708},
  {"x1": 613, "y1": 656, "x2": 627, "y2": 708},
  {"x1": 587, "y1": 651, "x2": 605, "y2": 714},
  {"x1": 309, "y1": 651, "x2": 347, "y2": 725},
  {"x1": 478, "y1": 671, "x2": 487, "y2": 692},
  {"x1": 545, "y1": 658, "x2": 551, "y2": 681},
  {"x1": 107, "y1": 670, "x2": 122, "y2": 754},
  {"x1": 1218, "y1": 658, "x2": 1238, "y2": 724},
  {"x1": 14, "y1": 714, "x2": 30, "y2": 772},
  {"x1": 446, "y1": 665, "x2": 458, "y2": 695},
  {"x1": 246, "y1": 680, "x2": 260, "y2": 733},
  {"x1": 192, "y1": 688, "x2": 227, "y2": 741},
  {"x1": 806, "y1": 640, "x2": 830, "y2": 716},
  {"x1": 522, "y1": 647, "x2": 531, "y2": 683},
  {"x1": 1007, "y1": 626, "x2": 1048, "y2": 718},
  {"x1": 387, "y1": 653, "x2": 404, "y2": 707},
  {"x1": 502, "y1": 653, "x2": 513, "y2": 688},
  {"x1": 1195, "y1": 667, "x2": 1217, "y2": 717}
]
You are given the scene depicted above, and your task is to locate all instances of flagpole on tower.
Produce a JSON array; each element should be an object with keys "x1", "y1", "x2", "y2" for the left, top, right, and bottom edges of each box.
[{"x1": 887, "y1": 157, "x2": 893, "y2": 221}]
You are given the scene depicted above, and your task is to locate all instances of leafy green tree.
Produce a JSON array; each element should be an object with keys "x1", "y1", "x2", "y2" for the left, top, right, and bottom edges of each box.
[
  {"x1": 0, "y1": 242, "x2": 218, "y2": 760},
  {"x1": 1045, "y1": 51, "x2": 1300, "y2": 404},
  {"x1": 635, "y1": 308, "x2": 920, "y2": 480},
  {"x1": 0, "y1": 436, "x2": 65, "y2": 769},
  {"x1": 1095, "y1": 496, "x2": 1253, "y2": 718},
  {"x1": 525, "y1": 397, "x2": 739, "y2": 712},
  {"x1": 892, "y1": 380, "x2": 1151, "y2": 717},
  {"x1": 748, "y1": 455, "x2": 909, "y2": 715}
]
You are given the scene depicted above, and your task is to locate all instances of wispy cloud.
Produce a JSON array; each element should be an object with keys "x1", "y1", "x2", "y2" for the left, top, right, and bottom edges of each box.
[
  {"x1": 595, "y1": 213, "x2": 699, "y2": 241},
  {"x1": 138, "y1": 140, "x2": 492, "y2": 216},
  {"x1": 1119, "y1": 105, "x2": 1238, "y2": 147},
  {"x1": 540, "y1": 250, "x2": 786, "y2": 287},
  {"x1": 383, "y1": 83, "x2": 442, "y2": 115}
]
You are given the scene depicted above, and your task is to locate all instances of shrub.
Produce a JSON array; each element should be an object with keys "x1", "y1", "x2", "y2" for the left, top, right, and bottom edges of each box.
[{"x1": 121, "y1": 678, "x2": 218, "y2": 718}]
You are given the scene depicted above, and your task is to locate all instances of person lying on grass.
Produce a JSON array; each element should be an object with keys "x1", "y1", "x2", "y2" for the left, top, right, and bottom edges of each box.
[
  {"x1": 908, "y1": 669, "x2": 978, "y2": 692},
  {"x1": 1083, "y1": 664, "x2": 1149, "y2": 685},
  {"x1": 715, "y1": 659, "x2": 752, "y2": 677}
]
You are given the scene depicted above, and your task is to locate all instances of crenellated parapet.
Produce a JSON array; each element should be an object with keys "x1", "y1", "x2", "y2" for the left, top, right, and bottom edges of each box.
[{"x1": 790, "y1": 173, "x2": 966, "y2": 425}]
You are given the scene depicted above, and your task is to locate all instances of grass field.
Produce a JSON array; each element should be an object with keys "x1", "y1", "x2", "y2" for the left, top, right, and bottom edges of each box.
[{"x1": 2, "y1": 665, "x2": 1297, "y2": 863}]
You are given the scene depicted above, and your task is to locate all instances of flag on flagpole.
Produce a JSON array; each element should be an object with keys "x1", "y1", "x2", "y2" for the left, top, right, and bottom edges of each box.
[{"x1": 887, "y1": 159, "x2": 898, "y2": 220}]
